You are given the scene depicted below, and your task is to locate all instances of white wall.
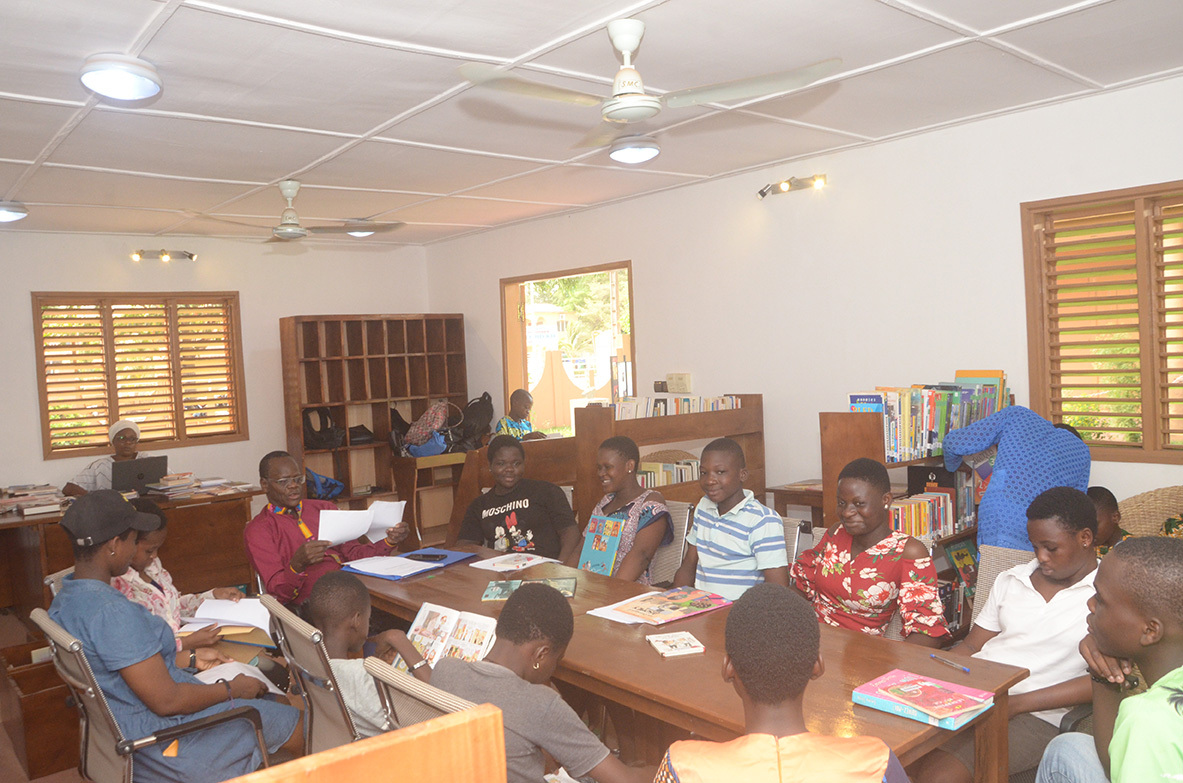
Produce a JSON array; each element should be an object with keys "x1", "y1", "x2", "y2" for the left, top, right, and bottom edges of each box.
[
  {"x1": 0, "y1": 232, "x2": 428, "y2": 492},
  {"x1": 425, "y1": 75, "x2": 1183, "y2": 502}
]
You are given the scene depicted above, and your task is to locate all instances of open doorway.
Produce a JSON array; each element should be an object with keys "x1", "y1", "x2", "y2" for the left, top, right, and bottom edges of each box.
[{"x1": 501, "y1": 262, "x2": 635, "y2": 436}]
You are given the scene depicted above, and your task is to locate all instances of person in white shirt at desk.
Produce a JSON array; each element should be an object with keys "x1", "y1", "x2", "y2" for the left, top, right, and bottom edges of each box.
[{"x1": 63, "y1": 419, "x2": 145, "y2": 496}]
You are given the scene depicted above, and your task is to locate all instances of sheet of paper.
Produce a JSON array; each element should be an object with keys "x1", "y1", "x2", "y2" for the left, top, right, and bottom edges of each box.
[
  {"x1": 196, "y1": 661, "x2": 284, "y2": 696},
  {"x1": 366, "y1": 500, "x2": 406, "y2": 541},
  {"x1": 317, "y1": 509, "x2": 374, "y2": 545},
  {"x1": 345, "y1": 555, "x2": 438, "y2": 579},
  {"x1": 192, "y1": 598, "x2": 271, "y2": 632},
  {"x1": 467, "y1": 553, "x2": 557, "y2": 572},
  {"x1": 587, "y1": 595, "x2": 651, "y2": 625}
]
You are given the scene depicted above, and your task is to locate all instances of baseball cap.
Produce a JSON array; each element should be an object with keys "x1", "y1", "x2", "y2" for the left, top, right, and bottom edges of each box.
[{"x1": 60, "y1": 490, "x2": 161, "y2": 547}]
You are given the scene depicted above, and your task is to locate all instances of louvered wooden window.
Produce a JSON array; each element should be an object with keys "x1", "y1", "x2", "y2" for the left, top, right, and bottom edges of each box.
[
  {"x1": 32, "y1": 292, "x2": 249, "y2": 458},
  {"x1": 1023, "y1": 180, "x2": 1183, "y2": 464}
]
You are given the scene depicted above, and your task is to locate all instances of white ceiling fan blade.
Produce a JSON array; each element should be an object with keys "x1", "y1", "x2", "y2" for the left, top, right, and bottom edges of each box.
[
  {"x1": 573, "y1": 121, "x2": 628, "y2": 149},
  {"x1": 661, "y1": 58, "x2": 842, "y2": 109},
  {"x1": 309, "y1": 221, "x2": 405, "y2": 235},
  {"x1": 458, "y1": 63, "x2": 603, "y2": 107}
]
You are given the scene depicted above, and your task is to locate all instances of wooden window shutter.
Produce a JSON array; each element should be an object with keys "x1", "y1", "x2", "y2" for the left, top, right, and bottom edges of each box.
[
  {"x1": 177, "y1": 300, "x2": 239, "y2": 437},
  {"x1": 112, "y1": 301, "x2": 177, "y2": 440},
  {"x1": 1155, "y1": 199, "x2": 1183, "y2": 449},
  {"x1": 38, "y1": 302, "x2": 111, "y2": 451}
]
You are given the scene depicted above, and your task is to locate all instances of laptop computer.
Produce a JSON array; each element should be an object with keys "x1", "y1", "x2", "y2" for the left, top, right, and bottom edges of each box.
[{"x1": 111, "y1": 456, "x2": 168, "y2": 494}]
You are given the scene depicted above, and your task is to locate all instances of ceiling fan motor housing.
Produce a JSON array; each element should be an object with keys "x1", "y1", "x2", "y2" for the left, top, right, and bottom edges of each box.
[{"x1": 603, "y1": 66, "x2": 661, "y2": 121}]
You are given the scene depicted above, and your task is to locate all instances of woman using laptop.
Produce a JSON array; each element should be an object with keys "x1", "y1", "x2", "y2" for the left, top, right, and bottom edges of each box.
[{"x1": 63, "y1": 419, "x2": 147, "y2": 496}]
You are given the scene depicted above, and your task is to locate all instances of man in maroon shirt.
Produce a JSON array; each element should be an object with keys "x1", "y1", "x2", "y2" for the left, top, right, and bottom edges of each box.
[{"x1": 244, "y1": 451, "x2": 409, "y2": 605}]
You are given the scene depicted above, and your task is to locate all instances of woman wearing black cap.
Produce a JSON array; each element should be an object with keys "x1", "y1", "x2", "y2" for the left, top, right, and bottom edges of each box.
[{"x1": 49, "y1": 490, "x2": 303, "y2": 782}]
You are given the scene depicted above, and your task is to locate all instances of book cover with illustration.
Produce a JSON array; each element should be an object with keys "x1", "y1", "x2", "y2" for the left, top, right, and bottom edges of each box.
[
  {"x1": 577, "y1": 514, "x2": 624, "y2": 576},
  {"x1": 943, "y1": 538, "x2": 979, "y2": 596},
  {"x1": 853, "y1": 669, "x2": 992, "y2": 729},
  {"x1": 612, "y1": 586, "x2": 730, "y2": 625},
  {"x1": 480, "y1": 577, "x2": 577, "y2": 601},
  {"x1": 646, "y1": 631, "x2": 705, "y2": 657},
  {"x1": 394, "y1": 602, "x2": 496, "y2": 670}
]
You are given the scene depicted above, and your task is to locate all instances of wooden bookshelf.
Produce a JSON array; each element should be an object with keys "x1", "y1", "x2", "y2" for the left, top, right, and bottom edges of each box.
[{"x1": 279, "y1": 315, "x2": 468, "y2": 533}]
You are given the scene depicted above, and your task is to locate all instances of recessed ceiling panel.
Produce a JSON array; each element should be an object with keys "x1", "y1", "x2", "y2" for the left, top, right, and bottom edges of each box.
[
  {"x1": 531, "y1": 0, "x2": 960, "y2": 102},
  {"x1": 217, "y1": 185, "x2": 427, "y2": 220},
  {"x1": 303, "y1": 140, "x2": 544, "y2": 193},
  {"x1": 19, "y1": 167, "x2": 255, "y2": 211},
  {"x1": 212, "y1": 0, "x2": 630, "y2": 59},
  {"x1": 394, "y1": 223, "x2": 486, "y2": 243},
  {"x1": 907, "y1": 1, "x2": 1096, "y2": 34},
  {"x1": 0, "y1": 0, "x2": 164, "y2": 102},
  {"x1": 141, "y1": 7, "x2": 466, "y2": 134},
  {"x1": 390, "y1": 196, "x2": 574, "y2": 224},
  {"x1": 47, "y1": 110, "x2": 348, "y2": 181},
  {"x1": 463, "y1": 164, "x2": 692, "y2": 204},
  {"x1": 995, "y1": 0, "x2": 1183, "y2": 85},
  {"x1": 755, "y1": 42, "x2": 1088, "y2": 139},
  {"x1": 0, "y1": 100, "x2": 81, "y2": 161},
  {"x1": 0, "y1": 162, "x2": 32, "y2": 194},
  {"x1": 3, "y1": 205, "x2": 184, "y2": 235}
]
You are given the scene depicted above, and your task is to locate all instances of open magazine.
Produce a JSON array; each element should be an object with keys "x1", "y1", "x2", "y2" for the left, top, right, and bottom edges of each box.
[{"x1": 393, "y1": 601, "x2": 497, "y2": 671}]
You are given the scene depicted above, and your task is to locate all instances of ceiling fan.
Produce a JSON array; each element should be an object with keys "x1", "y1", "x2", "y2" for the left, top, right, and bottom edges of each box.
[
  {"x1": 459, "y1": 18, "x2": 841, "y2": 151},
  {"x1": 194, "y1": 180, "x2": 404, "y2": 241}
]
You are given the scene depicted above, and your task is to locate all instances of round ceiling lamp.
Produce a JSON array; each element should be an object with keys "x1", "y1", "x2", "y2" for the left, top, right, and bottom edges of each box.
[
  {"x1": 0, "y1": 201, "x2": 29, "y2": 222},
  {"x1": 80, "y1": 53, "x2": 163, "y2": 100},
  {"x1": 608, "y1": 135, "x2": 660, "y2": 165}
]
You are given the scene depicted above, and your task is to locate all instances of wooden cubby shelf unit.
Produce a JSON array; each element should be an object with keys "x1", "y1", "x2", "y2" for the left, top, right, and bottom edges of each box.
[{"x1": 280, "y1": 314, "x2": 469, "y2": 520}]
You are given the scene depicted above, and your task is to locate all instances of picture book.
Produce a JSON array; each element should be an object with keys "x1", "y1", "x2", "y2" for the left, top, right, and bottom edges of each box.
[
  {"x1": 853, "y1": 669, "x2": 993, "y2": 730},
  {"x1": 527, "y1": 577, "x2": 576, "y2": 597},
  {"x1": 611, "y1": 587, "x2": 730, "y2": 625},
  {"x1": 577, "y1": 514, "x2": 624, "y2": 576},
  {"x1": 393, "y1": 602, "x2": 496, "y2": 670},
  {"x1": 943, "y1": 538, "x2": 979, "y2": 597},
  {"x1": 646, "y1": 631, "x2": 705, "y2": 657},
  {"x1": 468, "y1": 552, "x2": 555, "y2": 572},
  {"x1": 481, "y1": 577, "x2": 577, "y2": 601}
]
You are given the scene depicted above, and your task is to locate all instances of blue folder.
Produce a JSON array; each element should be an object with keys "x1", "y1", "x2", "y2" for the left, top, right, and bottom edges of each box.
[{"x1": 342, "y1": 547, "x2": 476, "y2": 581}]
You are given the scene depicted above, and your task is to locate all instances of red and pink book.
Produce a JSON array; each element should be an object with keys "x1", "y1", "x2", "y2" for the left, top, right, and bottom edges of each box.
[{"x1": 853, "y1": 669, "x2": 993, "y2": 729}]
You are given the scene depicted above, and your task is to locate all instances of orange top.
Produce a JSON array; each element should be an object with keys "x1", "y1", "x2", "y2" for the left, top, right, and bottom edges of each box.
[{"x1": 656, "y1": 732, "x2": 903, "y2": 783}]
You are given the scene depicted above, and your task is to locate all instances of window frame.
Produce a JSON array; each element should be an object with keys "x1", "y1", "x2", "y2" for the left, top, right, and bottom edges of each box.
[
  {"x1": 1022, "y1": 178, "x2": 1183, "y2": 465},
  {"x1": 32, "y1": 291, "x2": 250, "y2": 459}
]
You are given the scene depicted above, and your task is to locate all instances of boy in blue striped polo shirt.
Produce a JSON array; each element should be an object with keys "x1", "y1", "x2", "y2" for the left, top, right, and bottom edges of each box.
[{"x1": 674, "y1": 438, "x2": 789, "y2": 600}]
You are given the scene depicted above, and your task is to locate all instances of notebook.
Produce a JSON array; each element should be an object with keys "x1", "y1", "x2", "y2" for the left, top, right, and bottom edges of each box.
[{"x1": 111, "y1": 455, "x2": 168, "y2": 493}]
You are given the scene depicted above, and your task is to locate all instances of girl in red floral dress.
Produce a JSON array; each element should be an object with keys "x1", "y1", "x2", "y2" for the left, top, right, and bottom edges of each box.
[{"x1": 791, "y1": 458, "x2": 948, "y2": 646}]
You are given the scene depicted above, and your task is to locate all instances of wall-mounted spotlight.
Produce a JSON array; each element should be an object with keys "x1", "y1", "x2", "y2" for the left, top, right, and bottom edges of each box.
[
  {"x1": 131, "y1": 249, "x2": 196, "y2": 263},
  {"x1": 757, "y1": 174, "x2": 827, "y2": 199}
]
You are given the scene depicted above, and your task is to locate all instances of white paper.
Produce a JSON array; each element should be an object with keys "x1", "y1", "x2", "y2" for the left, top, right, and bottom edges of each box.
[
  {"x1": 193, "y1": 598, "x2": 271, "y2": 632},
  {"x1": 467, "y1": 553, "x2": 557, "y2": 572},
  {"x1": 345, "y1": 555, "x2": 437, "y2": 579},
  {"x1": 317, "y1": 509, "x2": 374, "y2": 545},
  {"x1": 587, "y1": 595, "x2": 650, "y2": 625},
  {"x1": 196, "y1": 661, "x2": 284, "y2": 696},
  {"x1": 366, "y1": 500, "x2": 406, "y2": 542},
  {"x1": 178, "y1": 621, "x2": 218, "y2": 635}
]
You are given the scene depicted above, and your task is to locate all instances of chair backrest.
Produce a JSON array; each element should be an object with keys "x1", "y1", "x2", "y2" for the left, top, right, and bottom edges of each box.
[
  {"x1": 1117, "y1": 485, "x2": 1183, "y2": 537},
  {"x1": 259, "y1": 595, "x2": 360, "y2": 753},
  {"x1": 971, "y1": 544, "x2": 1034, "y2": 624},
  {"x1": 781, "y1": 516, "x2": 804, "y2": 564},
  {"x1": 45, "y1": 565, "x2": 75, "y2": 597},
  {"x1": 648, "y1": 501, "x2": 692, "y2": 586},
  {"x1": 29, "y1": 608, "x2": 130, "y2": 783},
  {"x1": 362, "y1": 657, "x2": 477, "y2": 729}
]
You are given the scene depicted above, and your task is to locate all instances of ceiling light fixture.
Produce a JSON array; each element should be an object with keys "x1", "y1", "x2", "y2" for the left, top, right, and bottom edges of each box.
[
  {"x1": 131, "y1": 249, "x2": 196, "y2": 262},
  {"x1": 608, "y1": 135, "x2": 660, "y2": 164},
  {"x1": 0, "y1": 201, "x2": 29, "y2": 222},
  {"x1": 344, "y1": 222, "x2": 376, "y2": 238},
  {"x1": 756, "y1": 174, "x2": 827, "y2": 199},
  {"x1": 80, "y1": 53, "x2": 163, "y2": 100}
]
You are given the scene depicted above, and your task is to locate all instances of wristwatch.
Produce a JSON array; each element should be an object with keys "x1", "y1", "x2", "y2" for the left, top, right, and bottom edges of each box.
[
  {"x1": 189, "y1": 649, "x2": 197, "y2": 668},
  {"x1": 409, "y1": 659, "x2": 429, "y2": 672}
]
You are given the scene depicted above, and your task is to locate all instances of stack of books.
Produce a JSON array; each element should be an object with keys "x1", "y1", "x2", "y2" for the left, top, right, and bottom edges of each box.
[
  {"x1": 614, "y1": 395, "x2": 742, "y2": 419},
  {"x1": 890, "y1": 491, "x2": 955, "y2": 542},
  {"x1": 1, "y1": 484, "x2": 66, "y2": 517},
  {"x1": 146, "y1": 472, "x2": 198, "y2": 498},
  {"x1": 637, "y1": 458, "x2": 700, "y2": 489},
  {"x1": 853, "y1": 669, "x2": 993, "y2": 729}
]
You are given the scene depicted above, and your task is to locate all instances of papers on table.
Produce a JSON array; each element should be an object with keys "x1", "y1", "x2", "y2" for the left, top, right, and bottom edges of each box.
[
  {"x1": 587, "y1": 594, "x2": 656, "y2": 625},
  {"x1": 467, "y1": 553, "x2": 556, "y2": 572},
  {"x1": 317, "y1": 502, "x2": 408, "y2": 545},
  {"x1": 196, "y1": 661, "x2": 284, "y2": 696},
  {"x1": 344, "y1": 555, "x2": 440, "y2": 579},
  {"x1": 192, "y1": 598, "x2": 271, "y2": 632}
]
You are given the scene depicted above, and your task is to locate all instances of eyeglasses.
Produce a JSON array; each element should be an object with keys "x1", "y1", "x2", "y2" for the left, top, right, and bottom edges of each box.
[
  {"x1": 269, "y1": 475, "x2": 305, "y2": 487},
  {"x1": 112, "y1": 434, "x2": 139, "y2": 443}
]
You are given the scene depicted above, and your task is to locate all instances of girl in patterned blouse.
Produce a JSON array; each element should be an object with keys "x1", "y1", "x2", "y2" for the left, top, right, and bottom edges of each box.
[{"x1": 791, "y1": 458, "x2": 949, "y2": 646}]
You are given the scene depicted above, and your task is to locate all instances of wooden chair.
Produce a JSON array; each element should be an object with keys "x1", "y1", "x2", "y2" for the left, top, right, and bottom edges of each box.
[
  {"x1": 44, "y1": 565, "x2": 75, "y2": 597},
  {"x1": 259, "y1": 594, "x2": 361, "y2": 753},
  {"x1": 1117, "y1": 485, "x2": 1183, "y2": 536},
  {"x1": 29, "y1": 608, "x2": 269, "y2": 783},
  {"x1": 362, "y1": 657, "x2": 476, "y2": 729}
]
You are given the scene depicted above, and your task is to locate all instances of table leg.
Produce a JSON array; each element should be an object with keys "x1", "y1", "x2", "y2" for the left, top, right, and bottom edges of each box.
[{"x1": 973, "y1": 691, "x2": 1008, "y2": 783}]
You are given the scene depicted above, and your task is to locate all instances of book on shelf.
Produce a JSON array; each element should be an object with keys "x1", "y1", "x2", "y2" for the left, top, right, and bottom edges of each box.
[
  {"x1": 907, "y1": 465, "x2": 975, "y2": 532},
  {"x1": 938, "y1": 578, "x2": 966, "y2": 632},
  {"x1": 393, "y1": 602, "x2": 496, "y2": 671},
  {"x1": 613, "y1": 395, "x2": 742, "y2": 420},
  {"x1": 853, "y1": 669, "x2": 992, "y2": 729},
  {"x1": 480, "y1": 577, "x2": 577, "y2": 601},
  {"x1": 646, "y1": 631, "x2": 705, "y2": 657},
  {"x1": 637, "y1": 459, "x2": 700, "y2": 489},
  {"x1": 942, "y1": 538, "x2": 979, "y2": 597},
  {"x1": 577, "y1": 514, "x2": 623, "y2": 576}
]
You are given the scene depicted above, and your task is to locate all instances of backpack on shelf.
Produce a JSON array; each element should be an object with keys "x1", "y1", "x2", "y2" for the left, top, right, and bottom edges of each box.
[
  {"x1": 445, "y1": 392, "x2": 495, "y2": 453},
  {"x1": 303, "y1": 407, "x2": 346, "y2": 450},
  {"x1": 404, "y1": 400, "x2": 453, "y2": 446},
  {"x1": 305, "y1": 468, "x2": 344, "y2": 500}
]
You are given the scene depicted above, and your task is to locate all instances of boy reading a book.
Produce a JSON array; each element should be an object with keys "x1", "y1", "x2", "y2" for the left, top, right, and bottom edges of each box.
[
  {"x1": 303, "y1": 572, "x2": 429, "y2": 737},
  {"x1": 655, "y1": 582, "x2": 909, "y2": 782},
  {"x1": 495, "y1": 389, "x2": 547, "y2": 440},
  {"x1": 674, "y1": 438, "x2": 788, "y2": 600},
  {"x1": 1034, "y1": 536, "x2": 1183, "y2": 783}
]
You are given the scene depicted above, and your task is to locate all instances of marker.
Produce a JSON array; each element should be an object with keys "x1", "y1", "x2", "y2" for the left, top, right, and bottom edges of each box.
[{"x1": 930, "y1": 653, "x2": 971, "y2": 674}]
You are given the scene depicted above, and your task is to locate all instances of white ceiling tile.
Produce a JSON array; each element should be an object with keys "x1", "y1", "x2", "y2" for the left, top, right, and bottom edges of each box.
[
  {"x1": 1, "y1": 205, "x2": 184, "y2": 235},
  {"x1": 389, "y1": 196, "x2": 574, "y2": 224},
  {"x1": 163, "y1": 215, "x2": 274, "y2": 238},
  {"x1": 18, "y1": 167, "x2": 256, "y2": 211},
  {"x1": 140, "y1": 7, "x2": 465, "y2": 134},
  {"x1": 0, "y1": 100, "x2": 81, "y2": 160},
  {"x1": 395, "y1": 223, "x2": 488, "y2": 243},
  {"x1": 530, "y1": 0, "x2": 961, "y2": 100},
  {"x1": 217, "y1": 185, "x2": 427, "y2": 221},
  {"x1": 463, "y1": 164, "x2": 691, "y2": 204},
  {"x1": 47, "y1": 110, "x2": 348, "y2": 181},
  {"x1": 0, "y1": 0, "x2": 166, "y2": 102},
  {"x1": 903, "y1": 0, "x2": 1086, "y2": 33},
  {"x1": 210, "y1": 0, "x2": 633, "y2": 58},
  {"x1": 0, "y1": 162, "x2": 32, "y2": 194},
  {"x1": 755, "y1": 42, "x2": 1088, "y2": 138},
  {"x1": 302, "y1": 140, "x2": 544, "y2": 193},
  {"x1": 994, "y1": 0, "x2": 1183, "y2": 85}
]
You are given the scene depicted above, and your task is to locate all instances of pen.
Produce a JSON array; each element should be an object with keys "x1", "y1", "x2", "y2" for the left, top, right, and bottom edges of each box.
[{"x1": 930, "y1": 653, "x2": 970, "y2": 674}]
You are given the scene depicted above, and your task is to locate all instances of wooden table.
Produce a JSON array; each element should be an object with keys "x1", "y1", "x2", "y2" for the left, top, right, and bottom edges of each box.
[
  {"x1": 362, "y1": 545, "x2": 1027, "y2": 783},
  {"x1": 768, "y1": 481, "x2": 825, "y2": 532},
  {"x1": 0, "y1": 488, "x2": 262, "y2": 617}
]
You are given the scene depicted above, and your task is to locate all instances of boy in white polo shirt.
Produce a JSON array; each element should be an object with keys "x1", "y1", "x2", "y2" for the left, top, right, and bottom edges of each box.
[
  {"x1": 912, "y1": 486, "x2": 1099, "y2": 783},
  {"x1": 673, "y1": 438, "x2": 788, "y2": 600}
]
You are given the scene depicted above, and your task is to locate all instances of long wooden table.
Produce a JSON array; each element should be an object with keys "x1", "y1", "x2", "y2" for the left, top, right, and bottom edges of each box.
[{"x1": 361, "y1": 545, "x2": 1027, "y2": 783}]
